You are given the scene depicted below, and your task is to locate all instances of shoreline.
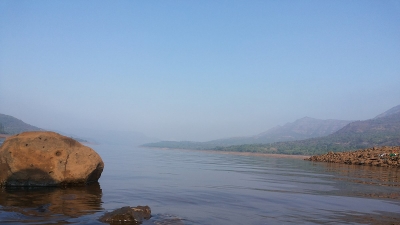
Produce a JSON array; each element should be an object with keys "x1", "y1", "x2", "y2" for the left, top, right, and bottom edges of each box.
[
  {"x1": 0, "y1": 134, "x2": 10, "y2": 139},
  {"x1": 307, "y1": 146, "x2": 400, "y2": 168},
  {"x1": 145, "y1": 147, "x2": 310, "y2": 159}
]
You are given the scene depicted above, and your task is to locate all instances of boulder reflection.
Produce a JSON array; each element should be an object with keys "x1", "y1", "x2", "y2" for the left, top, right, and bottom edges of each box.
[{"x1": 0, "y1": 182, "x2": 103, "y2": 218}]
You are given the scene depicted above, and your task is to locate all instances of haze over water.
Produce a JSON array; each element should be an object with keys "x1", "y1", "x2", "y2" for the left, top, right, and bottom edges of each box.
[
  {"x1": 1, "y1": 1, "x2": 400, "y2": 142},
  {"x1": 1, "y1": 143, "x2": 399, "y2": 224},
  {"x1": 1, "y1": 1, "x2": 400, "y2": 224}
]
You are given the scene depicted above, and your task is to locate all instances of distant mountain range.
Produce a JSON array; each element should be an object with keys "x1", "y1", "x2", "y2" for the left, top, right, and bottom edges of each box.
[
  {"x1": 253, "y1": 117, "x2": 352, "y2": 142},
  {"x1": 218, "y1": 109, "x2": 400, "y2": 155},
  {"x1": 143, "y1": 104, "x2": 400, "y2": 155},
  {"x1": 3, "y1": 104, "x2": 400, "y2": 154},
  {"x1": 142, "y1": 117, "x2": 352, "y2": 149}
]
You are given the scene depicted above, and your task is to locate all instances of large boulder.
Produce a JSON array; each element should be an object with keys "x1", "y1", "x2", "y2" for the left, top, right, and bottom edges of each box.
[{"x1": 0, "y1": 131, "x2": 104, "y2": 186}]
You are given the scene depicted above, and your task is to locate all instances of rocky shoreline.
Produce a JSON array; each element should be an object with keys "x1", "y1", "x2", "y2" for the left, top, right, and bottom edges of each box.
[{"x1": 307, "y1": 146, "x2": 400, "y2": 167}]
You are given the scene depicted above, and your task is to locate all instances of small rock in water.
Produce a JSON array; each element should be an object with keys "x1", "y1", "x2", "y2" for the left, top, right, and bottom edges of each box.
[{"x1": 99, "y1": 206, "x2": 151, "y2": 224}]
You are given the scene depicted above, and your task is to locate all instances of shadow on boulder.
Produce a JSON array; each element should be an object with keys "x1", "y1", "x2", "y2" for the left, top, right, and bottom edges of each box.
[{"x1": 5, "y1": 168, "x2": 58, "y2": 186}]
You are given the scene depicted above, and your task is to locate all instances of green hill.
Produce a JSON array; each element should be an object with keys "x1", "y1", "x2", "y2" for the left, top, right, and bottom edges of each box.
[
  {"x1": 214, "y1": 110, "x2": 400, "y2": 155},
  {"x1": 0, "y1": 113, "x2": 44, "y2": 134}
]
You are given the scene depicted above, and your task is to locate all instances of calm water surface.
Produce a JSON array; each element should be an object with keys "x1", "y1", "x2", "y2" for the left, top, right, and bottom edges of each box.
[{"x1": 1, "y1": 143, "x2": 400, "y2": 224}]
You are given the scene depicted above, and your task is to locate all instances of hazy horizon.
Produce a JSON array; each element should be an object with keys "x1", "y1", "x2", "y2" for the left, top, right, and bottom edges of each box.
[{"x1": 1, "y1": 1, "x2": 399, "y2": 142}]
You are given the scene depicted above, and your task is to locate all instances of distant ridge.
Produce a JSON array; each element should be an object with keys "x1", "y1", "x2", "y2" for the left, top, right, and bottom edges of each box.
[
  {"x1": 374, "y1": 104, "x2": 400, "y2": 119},
  {"x1": 215, "y1": 104, "x2": 400, "y2": 155},
  {"x1": 142, "y1": 117, "x2": 352, "y2": 149},
  {"x1": 0, "y1": 113, "x2": 44, "y2": 135},
  {"x1": 253, "y1": 117, "x2": 351, "y2": 142},
  {"x1": 143, "y1": 104, "x2": 400, "y2": 155}
]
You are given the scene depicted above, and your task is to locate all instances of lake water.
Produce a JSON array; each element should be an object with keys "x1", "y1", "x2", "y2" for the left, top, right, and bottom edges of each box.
[{"x1": 1, "y1": 143, "x2": 400, "y2": 224}]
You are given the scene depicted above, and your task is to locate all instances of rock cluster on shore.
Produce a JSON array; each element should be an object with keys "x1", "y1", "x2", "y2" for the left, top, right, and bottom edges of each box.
[{"x1": 307, "y1": 146, "x2": 400, "y2": 167}]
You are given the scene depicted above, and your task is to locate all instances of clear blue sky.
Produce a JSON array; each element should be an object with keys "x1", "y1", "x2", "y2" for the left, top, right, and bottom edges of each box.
[{"x1": 1, "y1": 0, "x2": 399, "y2": 141}]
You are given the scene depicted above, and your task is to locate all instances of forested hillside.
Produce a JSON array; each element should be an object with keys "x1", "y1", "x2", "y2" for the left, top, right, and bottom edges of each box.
[{"x1": 214, "y1": 111, "x2": 400, "y2": 155}]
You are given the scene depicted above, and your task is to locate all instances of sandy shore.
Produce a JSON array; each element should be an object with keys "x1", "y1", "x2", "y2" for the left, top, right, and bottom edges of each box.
[{"x1": 148, "y1": 147, "x2": 310, "y2": 159}]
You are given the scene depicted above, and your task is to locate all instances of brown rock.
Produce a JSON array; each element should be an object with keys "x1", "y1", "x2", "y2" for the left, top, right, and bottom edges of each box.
[
  {"x1": 99, "y1": 206, "x2": 151, "y2": 224},
  {"x1": 0, "y1": 131, "x2": 104, "y2": 186}
]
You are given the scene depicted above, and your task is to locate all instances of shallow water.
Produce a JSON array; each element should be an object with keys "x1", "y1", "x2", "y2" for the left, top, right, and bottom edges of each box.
[{"x1": 1, "y1": 143, "x2": 400, "y2": 224}]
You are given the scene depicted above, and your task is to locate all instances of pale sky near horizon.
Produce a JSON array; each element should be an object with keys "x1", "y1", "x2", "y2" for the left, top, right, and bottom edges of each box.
[{"x1": 1, "y1": 1, "x2": 399, "y2": 141}]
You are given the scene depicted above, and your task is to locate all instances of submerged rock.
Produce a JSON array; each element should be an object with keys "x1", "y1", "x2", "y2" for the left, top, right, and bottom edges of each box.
[
  {"x1": 99, "y1": 206, "x2": 151, "y2": 224},
  {"x1": 0, "y1": 131, "x2": 104, "y2": 186}
]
